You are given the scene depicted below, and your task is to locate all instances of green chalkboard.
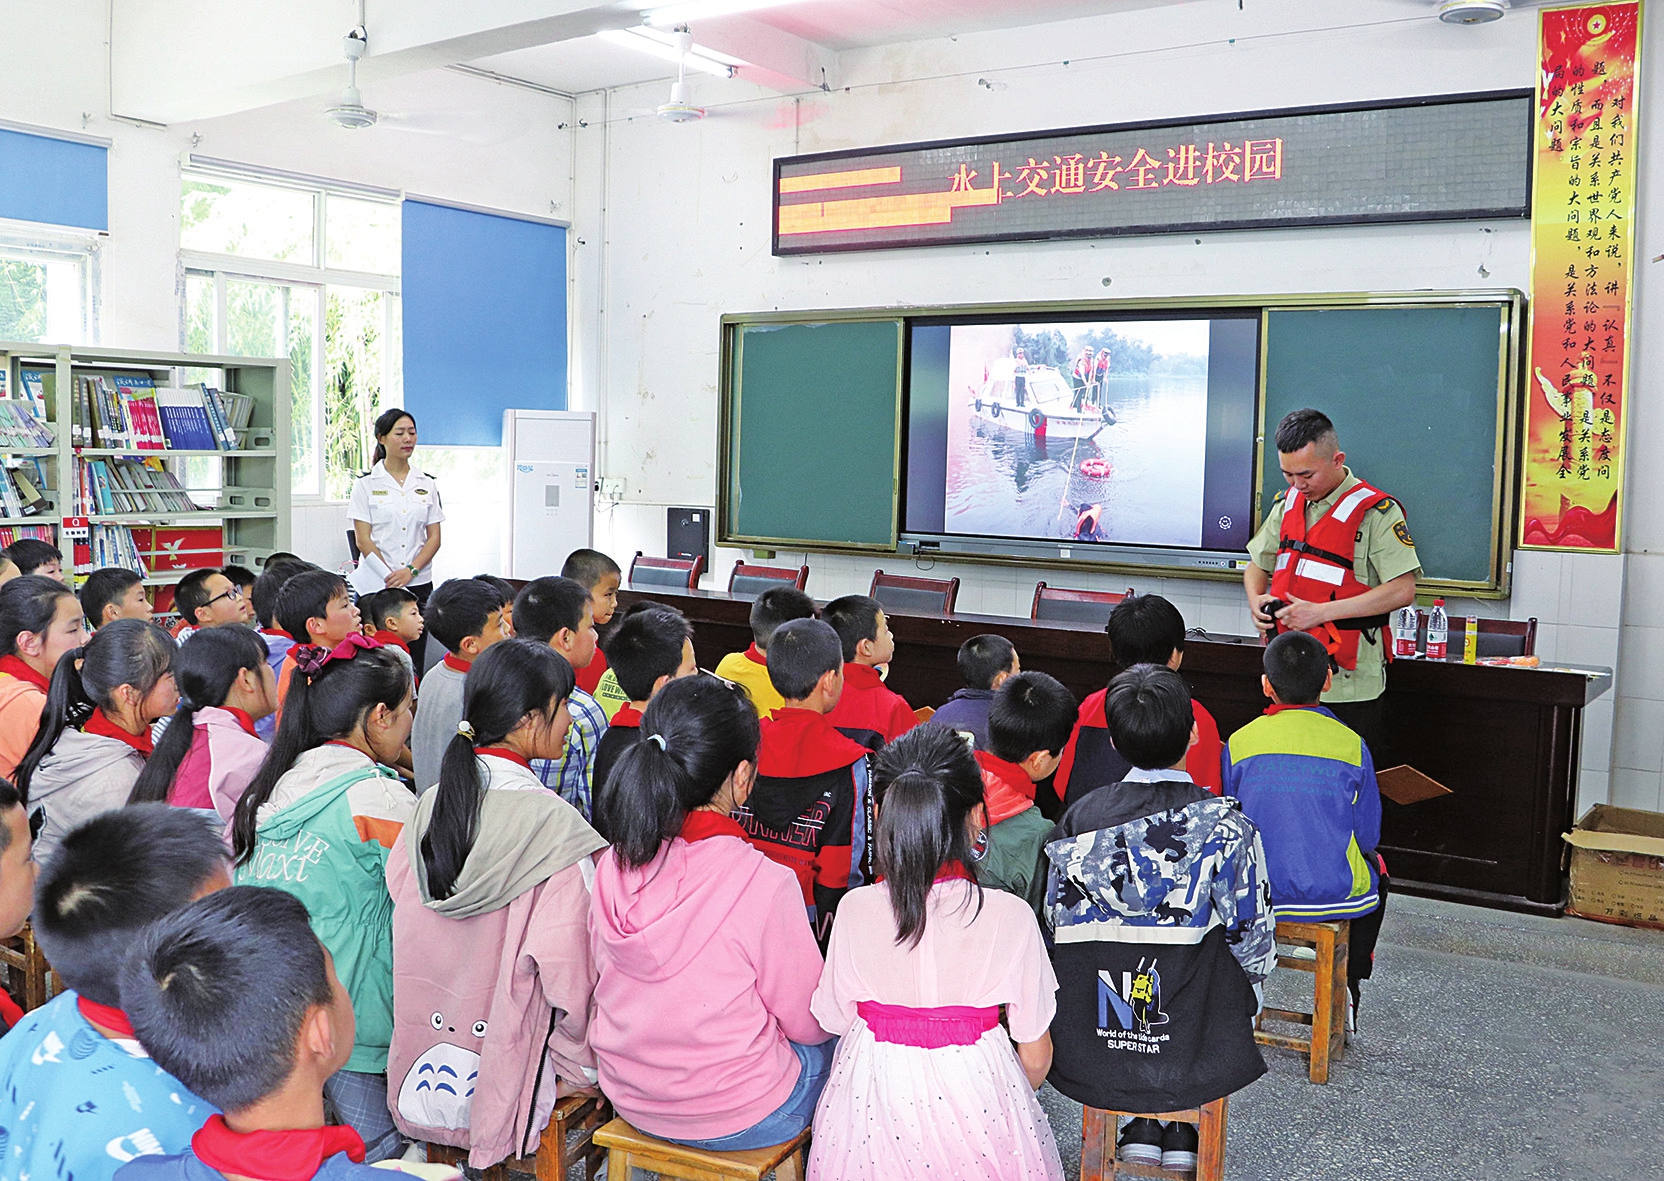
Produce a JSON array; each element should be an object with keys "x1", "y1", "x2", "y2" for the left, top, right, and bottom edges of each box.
[
  {"x1": 1260, "y1": 303, "x2": 1517, "y2": 589},
  {"x1": 723, "y1": 318, "x2": 903, "y2": 549}
]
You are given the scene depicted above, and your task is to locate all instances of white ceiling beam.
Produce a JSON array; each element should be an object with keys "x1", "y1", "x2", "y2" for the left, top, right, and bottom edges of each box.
[{"x1": 690, "y1": 15, "x2": 838, "y2": 92}]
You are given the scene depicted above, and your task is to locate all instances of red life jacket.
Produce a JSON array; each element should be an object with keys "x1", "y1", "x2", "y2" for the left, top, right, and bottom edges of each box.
[{"x1": 1270, "y1": 478, "x2": 1395, "y2": 671}]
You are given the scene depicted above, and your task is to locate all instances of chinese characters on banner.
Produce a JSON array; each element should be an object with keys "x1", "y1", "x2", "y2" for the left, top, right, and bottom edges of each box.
[{"x1": 1520, "y1": 3, "x2": 1641, "y2": 551}]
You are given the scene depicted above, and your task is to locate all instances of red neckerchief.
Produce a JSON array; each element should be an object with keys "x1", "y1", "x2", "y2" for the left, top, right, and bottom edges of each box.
[
  {"x1": 77, "y1": 996, "x2": 136, "y2": 1038},
  {"x1": 84, "y1": 708, "x2": 153, "y2": 755},
  {"x1": 262, "y1": 627, "x2": 294, "y2": 640},
  {"x1": 0, "y1": 654, "x2": 48, "y2": 692},
  {"x1": 975, "y1": 750, "x2": 1037, "y2": 826},
  {"x1": 477, "y1": 746, "x2": 532, "y2": 771},
  {"x1": 611, "y1": 703, "x2": 644, "y2": 729},
  {"x1": 223, "y1": 707, "x2": 258, "y2": 737},
  {"x1": 192, "y1": 1115, "x2": 365, "y2": 1181},
  {"x1": 442, "y1": 653, "x2": 471, "y2": 673},
  {"x1": 842, "y1": 662, "x2": 885, "y2": 691},
  {"x1": 757, "y1": 708, "x2": 868, "y2": 777},
  {"x1": 1265, "y1": 703, "x2": 1321, "y2": 715},
  {"x1": 744, "y1": 643, "x2": 767, "y2": 667},
  {"x1": 935, "y1": 861, "x2": 975, "y2": 883},
  {"x1": 371, "y1": 629, "x2": 410, "y2": 654},
  {"x1": 0, "y1": 990, "x2": 21, "y2": 1028},
  {"x1": 680, "y1": 811, "x2": 748, "y2": 843},
  {"x1": 1053, "y1": 687, "x2": 1108, "y2": 802}
]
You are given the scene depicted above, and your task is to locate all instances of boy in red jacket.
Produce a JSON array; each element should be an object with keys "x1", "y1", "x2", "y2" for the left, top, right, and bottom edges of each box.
[
  {"x1": 736, "y1": 617, "x2": 872, "y2": 948},
  {"x1": 822, "y1": 594, "x2": 916, "y2": 752}
]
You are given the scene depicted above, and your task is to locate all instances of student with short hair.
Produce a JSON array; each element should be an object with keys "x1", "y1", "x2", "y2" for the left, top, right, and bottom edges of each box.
[
  {"x1": 273, "y1": 569, "x2": 362, "y2": 726},
  {"x1": 592, "y1": 603, "x2": 696, "y2": 828},
  {"x1": 931, "y1": 633, "x2": 1019, "y2": 750},
  {"x1": 249, "y1": 558, "x2": 313, "y2": 740},
  {"x1": 358, "y1": 587, "x2": 424, "y2": 687},
  {"x1": 561, "y1": 548, "x2": 622, "y2": 700},
  {"x1": 822, "y1": 594, "x2": 916, "y2": 751},
  {"x1": 809, "y1": 725, "x2": 1064, "y2": 1181},
  {"x1": 411, "y1": 578, "x2": 511, "y2": 792},
  {"x1": 221, "y1": 563, "x2": 258, "y2": 607},
  {"x1": 1053, "y1": 594, "x2": 1224, "y2": 809},
  {"x1": 174, "y1": 568, "x2": 249, "y2": 637},
  {"x1": 1044, "y1": 665, "x2": 1275, "y2": 1173},
  {"x1": 712, "y1": 586, "x2": 815, "y2": 721},
  {"x1": 0, "y1": 806, "x2": 227, "y2": 1181},
  {"x1": 590, "y1": 673, "x2": 832, "y2": 1150},
  {"x1": 3, "y1": 536, "x2": 63, "y2": 581},
  {"x1": 513, "y1": 576, "x2": 608, "y2": 820},
  {"x1": 232, "y1": 640, "x2": 417, "y2": 1162},
  {"x1": 81, "y1": 567, "x2": 152, "y2": 629},
  {"x1": 128, "y1": 626, "x2": 278, "y2": 824},
  {"x1": 976, "y1": 670, "x2": 1075, "y2": 910},
  {"x1": 473, "y1": 574, "x2": 517, "y2": 635},
  {"x1": 1224, "y1": 630, "x2": 1386, "y2": 1025},
  {"x1": 0, "y1": 575, "x2": 87, "y2": 777},
  {"x1": 738, "y1": 617, "x2": 871, "y2": 946},
  {"x1": 16, "y1": 618, "x2": 178, "y2": 868},
  {"x1": 114, "y1": 888, "x2": 449, "y2": 1181},
  {"x1": 388, "y1": 640, "x2": 606, "y2": 1164}
]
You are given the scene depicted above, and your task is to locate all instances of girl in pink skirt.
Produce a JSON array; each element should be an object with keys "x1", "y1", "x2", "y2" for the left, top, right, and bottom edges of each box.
[{"x1": 808, "y1": 726, "x2": 1063, "y2": 1180}]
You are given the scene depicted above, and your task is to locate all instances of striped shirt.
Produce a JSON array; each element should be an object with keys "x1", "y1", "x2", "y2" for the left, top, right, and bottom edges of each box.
[{"x1": 535, "y1": 686, "x2": 607, "y2": 820}]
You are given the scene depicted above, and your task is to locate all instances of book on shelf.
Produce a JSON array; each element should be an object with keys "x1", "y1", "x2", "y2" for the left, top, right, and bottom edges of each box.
[
  {"x1": 75, "y1": 457, "x2": 202, "y2": 516},
  {"x1": 16, "y1": 367, "x2": 53, "y2": 422},
  {"x1": 0, "y1": 400, "x2": 53, "y2": 448},
  {"x1": 110, "y1": 373, "x2": 167, "y2": 451},
  {"x1": 76, "y1": 524, "x2": 149, "y2": 579},
  {"x1": 0, "y1": 523, "x2": 53, "y2": 549},
  {"x1": 154, "y1": 385, "x2": 223, "y2": 451},
  {"x1": 203, "y1": 387, "x2": 239, "y2": 450},
  {"x1": 0, "y1": 461, "x2": 47, "y2": 520}
]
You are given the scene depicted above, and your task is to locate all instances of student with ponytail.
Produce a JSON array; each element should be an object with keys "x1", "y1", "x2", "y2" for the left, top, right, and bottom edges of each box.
[
  {"x1": 15, "y1": 618, "x2": 176, "y2": 868},
  {"x1": 128, "y1": 626, "x2": 278, "y2": 823},
  {"x1": 589, "y1": 673, "x2": 832, "y2": 1151},
  {"x1": 386, "y1": 640, "x2": 606, "y2": 1165},
  {"x1": 231, "y1": 635, "x2": 416, "y2": 1163},
  {"x1": 0, "y1": 575, "x2": 87, "y2": 777},
  {"x1": 807, "y1": 724, "x2": 1064, "y2": 1181}
]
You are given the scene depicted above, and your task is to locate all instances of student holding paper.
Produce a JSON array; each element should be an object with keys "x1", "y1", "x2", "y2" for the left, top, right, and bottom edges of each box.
[{"x1": 348, "y1": 408, "x2": 443, "y2": 670}]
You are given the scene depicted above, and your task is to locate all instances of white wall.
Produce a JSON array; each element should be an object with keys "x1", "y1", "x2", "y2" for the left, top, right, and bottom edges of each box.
[{"x1": 578, "y1": 0, "x2": 1664, "y2": 812}]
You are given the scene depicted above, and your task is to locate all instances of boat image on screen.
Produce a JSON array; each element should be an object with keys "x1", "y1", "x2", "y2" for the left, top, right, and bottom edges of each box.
[{"x1": 966, "y1": 357, "x2": 1117, "y2": 440}]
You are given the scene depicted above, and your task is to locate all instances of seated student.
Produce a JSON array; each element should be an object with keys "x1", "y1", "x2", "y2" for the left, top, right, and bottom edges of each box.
[
  {"x1": 1224, "y1": 630, "x2": 1386, "y2": 1027},
  {"x1": 410, "y1": 579, "x2": 509, "y2": 792},
  {"x1": 822, "y1": 594, "x2": 916, "y2": 751},
  {"x1": 810, "y1": 726, "x2": 1063, "y2": 1181},
  {"x1": 473, "y1": 574, "x2": 517, "y2": 633},
  {"x1": 359, "y1": 587, "x2": 423, "y2": 686},
  {"x1": 273, "y1": 569, "x2": 362, "y2": 727},
  {"x1": 1053, "y1": 594, "x2": 1224, "y2": 810},
  {"x1": 1044, "y1": 665, "x2": 1276, "y2": 1173},
  {"x1": 975, "y1": 670, "x2": 1076, "y2": 911},
  {"x1": 591, "y1": 603, "x2": 695, "y2": 808},
  {"x1": 388, "y1": 640, "x2": 606, "y2": 1165},
  {"x1": 512, "y1": 577, "x2": 606, "y2": 820},
  {"x1": 590, "y1": 673, "x2": 831, "y2": 1150},
  {"x1": 115, "y1": 887, "x2": 461, "y2": 1181},
  {"x1": 232, "y1": 640, "x2": 417, "y2": 1162},
  {"x1": 173, "y1": 569, "x2": 250, "y2": 641},
  {"x1": 737, "y1": 617, "x2": 871, "y2": 946},
  {"x1": 17, "y1": 619, "x2": 178, "y2": 868},
  {"x1": 712, "y1": 586, "x2": 816, "y2": 721},
  {"x1": 4, "y1": 537, "x2": 63, "y2": 581},
  {"x1": 0, "y1": 780, "x2": 33, "y2": 1031},
  {"x1": 250, "y1": 558, "x2": 312, "y2": 738},
  {"x1": 82, "y1": 567, "x2": 154, "y2": 629},
  {"x1": 0, "y1": 806, "x2": 228, "y2": 1181},
  {"x1": 0, "y1": 575, "x2": 86, "y2": 778},
  {"x1": 931, "y1": 634, "x2": 1019, "y2": 750},
  {"x1": 127, "y1": 627, "x2": 278, "y2": 825},
  {"x1": 560, "y1": 548, "x2": 621, "y2": 702},
  {"x1": 221, "y1": 563, "x2": 258, "y2": 616}
]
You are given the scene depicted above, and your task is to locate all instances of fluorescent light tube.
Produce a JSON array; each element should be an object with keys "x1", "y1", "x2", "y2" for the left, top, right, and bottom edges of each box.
[
  {"x1": 642, "y1": 0, "x2": 811, "y2": 28},
  {"x1": 596, "y1": 28, "x2": 737, "y2": 77}
]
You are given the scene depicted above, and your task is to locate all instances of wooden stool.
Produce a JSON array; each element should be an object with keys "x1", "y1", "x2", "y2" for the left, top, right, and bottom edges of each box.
[
  {"x1": 426, "y1": 1093, "x2": 609, "y2": 1181},
  {"x1": 0, "y1": 922, "x2": 58, "y2": 1014},
  {"x1": 1081, "y1": 1098, "x2": 1229, "y2": 1181},
  {"x1": 1254, "y1": 918, "x2": 1349, "y2": 1084},
  {"x1": 593, "y1": 1117, "x2": 808, "y2": 1181}
]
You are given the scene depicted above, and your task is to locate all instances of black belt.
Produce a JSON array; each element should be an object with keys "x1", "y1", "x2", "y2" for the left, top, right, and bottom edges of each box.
[{"x1": 1278, "y1": 538, "x2": 1356, "y2": 572}]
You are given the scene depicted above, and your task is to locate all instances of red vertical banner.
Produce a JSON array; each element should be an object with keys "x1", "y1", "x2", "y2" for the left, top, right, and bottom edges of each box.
[{"x1": 1520, "y1": 3, "x2": 1642, "y2": 551}]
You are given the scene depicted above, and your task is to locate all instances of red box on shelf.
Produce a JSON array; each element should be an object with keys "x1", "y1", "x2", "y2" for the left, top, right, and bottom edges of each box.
[{"x1": 137, "y1": 526, "x2": 224, "y2": 572}]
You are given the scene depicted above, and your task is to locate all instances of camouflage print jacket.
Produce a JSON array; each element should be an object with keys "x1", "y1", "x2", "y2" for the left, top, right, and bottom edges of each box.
[{"x1": 1041, "y1": 770, "x2": 1275, "y2": 1113}]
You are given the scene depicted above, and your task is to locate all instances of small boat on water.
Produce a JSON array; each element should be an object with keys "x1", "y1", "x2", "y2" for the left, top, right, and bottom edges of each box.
[{"x1": 967, "y1": 358, "x2": 1116, "y2": 441}]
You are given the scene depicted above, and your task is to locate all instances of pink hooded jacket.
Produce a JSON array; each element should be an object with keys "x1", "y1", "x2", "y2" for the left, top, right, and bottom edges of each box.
[
  {"x1": 387, "y1": 753, "x2": 608, "y2": 1169},
  {"x1": 168, "y1": 705, "x2": 267, "y2": 823},
  {"x1": 588, "y1": 816, "x2": 829, "y2": 1141}
]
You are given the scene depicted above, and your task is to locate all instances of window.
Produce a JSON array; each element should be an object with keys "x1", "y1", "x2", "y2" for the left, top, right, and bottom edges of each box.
[
  {"x1": 0, "y1": 231, "x2": 96, "y2": 345},
  {"x1": 179, "y1": 168, "x2": 399, "y2": 498}
]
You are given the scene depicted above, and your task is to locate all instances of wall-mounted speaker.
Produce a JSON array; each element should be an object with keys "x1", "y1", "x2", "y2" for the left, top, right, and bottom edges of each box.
[{"x1": 668, "y1": 506, "x2": 710, "y2": 569}]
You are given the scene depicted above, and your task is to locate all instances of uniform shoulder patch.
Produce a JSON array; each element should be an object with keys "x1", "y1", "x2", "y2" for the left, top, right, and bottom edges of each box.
[{"x1": 1393, "y1": 520, "x2": 1415, "y2": 547}]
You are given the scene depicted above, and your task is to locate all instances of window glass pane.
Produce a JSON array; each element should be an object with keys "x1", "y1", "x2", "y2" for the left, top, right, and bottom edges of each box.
[
  {"x1": 0, "y1": 258, "x2": 49, "y2": 341},
  {"x1": 325, "y1": 196, "x2": 399, "y2": 275},
  {"x1": 184, "y1": 273, "x2": 214, "y2": 355},
  {"x1": 289, "y1": 288, "x2": 319, "y2": 496},
  {"x1": 43, "y1": 259, "x2": 84, "y2": 343},
  {"x1": 224, "y1": 280, "x2": 282, "y2": 359},
  {"x1": 324, "y1": 287, "x2": 385, "y2": 500},
  {"x1": 181, "y1": 176, "x2": 315, "y2": 264}
]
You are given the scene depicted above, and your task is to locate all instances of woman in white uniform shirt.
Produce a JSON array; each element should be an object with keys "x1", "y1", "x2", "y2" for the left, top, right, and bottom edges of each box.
[{"x1": 349, "y1": 408, "x2": 443, "y2": 669}]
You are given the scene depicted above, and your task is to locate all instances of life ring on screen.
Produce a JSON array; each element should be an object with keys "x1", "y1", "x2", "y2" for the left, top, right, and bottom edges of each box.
[
  {"x1": 1028, "y1": 409, "x2": 1046, "y2": 431},
  {"x1": 990, "y1": 402, "x2": 1002, "y2": 418},
  {"x1": 974, "y1": 398, "x2": 983, "y2": 412},
  {"x1": 1079, "y1": 457, "x2": 1112, "y2": 479}
]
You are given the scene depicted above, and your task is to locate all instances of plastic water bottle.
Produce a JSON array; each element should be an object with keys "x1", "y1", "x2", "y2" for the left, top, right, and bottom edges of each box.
[
  {"x1": 1426, "y1": 598, "x2": 1449, "y2": 661},
  {"x1": 1393, "y1": 605, "x2": 1420, "y2": 658}
]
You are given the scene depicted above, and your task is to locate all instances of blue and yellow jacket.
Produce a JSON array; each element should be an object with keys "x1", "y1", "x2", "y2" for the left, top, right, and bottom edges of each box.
[{"x1": 1222, "y1": 705, "x2": 1381, "y2": 921}]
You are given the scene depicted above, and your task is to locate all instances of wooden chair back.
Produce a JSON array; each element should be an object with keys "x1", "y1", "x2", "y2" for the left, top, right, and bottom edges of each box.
[
  {"x1": 628, "y1": 551, "x2": 704, "y2": 592},
  {"x1": 869, "y1": 569, "x2": 960, "y2": 616},
  {"x1": 728, "y1": 560, "x2": 810, "y2": 600}
]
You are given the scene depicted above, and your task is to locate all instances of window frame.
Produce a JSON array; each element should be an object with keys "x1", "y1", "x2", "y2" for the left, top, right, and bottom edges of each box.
[{"x1": 0, "y1": 221, "x2": 100, "y2": 345}]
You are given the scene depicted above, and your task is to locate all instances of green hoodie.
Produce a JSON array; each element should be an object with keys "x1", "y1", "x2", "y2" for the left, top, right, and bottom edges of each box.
[{"x1": 236, "y1": 745, "x2": 414, "y2": 1073}]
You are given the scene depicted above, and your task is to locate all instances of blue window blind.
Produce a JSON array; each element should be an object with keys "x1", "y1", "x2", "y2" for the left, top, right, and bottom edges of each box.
[
  {"x1": 401, "y1": 200, "x2": 567, "y2": 446},
  {"x1": 0, "y1": 128, "x2": 108, "y2": 231}
]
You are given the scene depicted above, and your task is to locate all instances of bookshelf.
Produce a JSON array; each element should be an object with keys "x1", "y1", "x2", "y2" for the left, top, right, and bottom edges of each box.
[{"x1": 0, "y1": 342, "x2": 290, "y2": 602}]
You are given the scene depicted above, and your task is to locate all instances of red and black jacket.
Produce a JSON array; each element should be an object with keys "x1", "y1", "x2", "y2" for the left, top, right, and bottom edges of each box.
[
  {"x1": 825, "y1": 663, "x2": 918, "y2": 752},
  {"x1": 1054, "y1": 688, "x2": 1224, "y2": 810}
]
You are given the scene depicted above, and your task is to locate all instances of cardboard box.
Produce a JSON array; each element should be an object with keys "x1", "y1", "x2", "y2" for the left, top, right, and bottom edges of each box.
[{"x1": 1563, "y1": 805, "x2": 1664, "y2": 930}]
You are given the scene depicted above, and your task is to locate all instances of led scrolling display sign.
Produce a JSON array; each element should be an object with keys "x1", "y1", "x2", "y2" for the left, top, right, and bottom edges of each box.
[{"x1": 774, "y1": 92, "x2": 1531, "y2": 254}]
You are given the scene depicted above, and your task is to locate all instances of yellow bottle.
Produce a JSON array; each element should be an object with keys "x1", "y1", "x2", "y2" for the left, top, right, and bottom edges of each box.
[{"x1": 1463, "y1": 617, "x2": 1479, "y2": 665}]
